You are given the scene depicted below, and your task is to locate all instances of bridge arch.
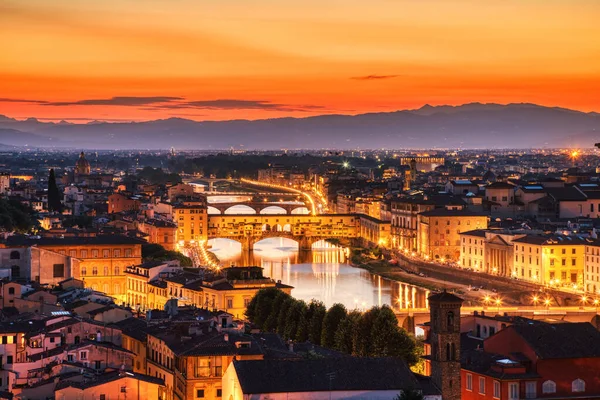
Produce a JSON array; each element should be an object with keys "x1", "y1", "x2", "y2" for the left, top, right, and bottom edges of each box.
[
  {"x1": 259, "y1": 205, "x2": 288, "y2": 215},
  {"x1": 207, "y1": 206, "x2": 221, "y2": 215},
  {"x1": 291, "y1": 206, "x2": 310, "y2": 215},
  {"x1": 223, "y1": 205, "x2": 257, "y2": 215}
]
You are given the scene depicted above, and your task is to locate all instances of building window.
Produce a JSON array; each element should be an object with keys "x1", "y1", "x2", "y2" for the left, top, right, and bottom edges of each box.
[
  {"x1": 526, "y1": 381, "x2": 537, "y2": 398},
  {"x1": 99, "y1": 395, "x2": 106, "y2": 400},
  {"x1": 92, "y1": 266, "x2": 98, "y2": 276},
  {"x1": 196, "y1": 389, "x2": 205, "y2": 398},
  {"x1": 8, "y1": 287, "x2": 15, "y2": 295},
  {"x1": 121, "y1": 386, "x2": 127, "y2": 393},
  {"x1": 115, "y1": 266, "x2": 120, "y2": 275},
  {"x1": 104, "y1": 266, "x2": 109, "y2": 276},
  {"x1": 542, "y1": 380, "x2": 556, "y2": 394},
  {"x1": 81, "y1": 267, "x2": 87, "y2": 276},
  {"x1": 227, "y1": 298, "x2": 233, "y2": 309},
  {"x1": 67, "y1": 354, "x2": 74, "y2": 362},
  {"x1": 466, "y1": 373, "x2": 472, "y2": 391},
  {"x1": 81, "y1": 250, "x2": 88, "y2": 258},
  {"x1": 493, "y1": 381, "x2": 500, "y2": 399},
  {"x1": 80, "y1": 351, "x2": 88, "y2": 360},
  {"x1": 479, "y1": 377, "x2": 486, "y2": 394},
  {"x1": 572, "y1": 379, "x2": 585, "y2": 393},
  {"x1": 103, "y1": 250, "x2": 109, "y2": 258},
  {"x1": 114, "y1": 249, "x2": 121, "y2": 257},
  {"x1": 92, "y1": 249, "x2": 99, "y2": 258},
  {"x1": 216, "y1": 389, "x2": 222, "y2": 397},
  {"x1": 509, "y1": 382, "x2": 518, "y2": 400},
  {"x1": 10, "y1": 250, "x2": 20, "y2": 260},
  {"x1": 125, "y1": 249, "x2": 132, "y2": 257}
]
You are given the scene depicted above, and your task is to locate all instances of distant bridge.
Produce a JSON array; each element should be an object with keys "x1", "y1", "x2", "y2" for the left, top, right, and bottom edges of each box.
[{"x1": 207, "y1": 202, "x2": 309, "y2": 215}]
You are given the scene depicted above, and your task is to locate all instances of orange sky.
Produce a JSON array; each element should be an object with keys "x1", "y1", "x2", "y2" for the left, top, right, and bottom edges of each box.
[{"x1": 1, "y1": 0, "x2": 599, "y2": 122}]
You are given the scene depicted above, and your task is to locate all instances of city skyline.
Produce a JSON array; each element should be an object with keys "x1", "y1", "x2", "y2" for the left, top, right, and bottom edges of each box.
[{"x1": 2, "y1": 0, "x2": 600, "y2": 122}]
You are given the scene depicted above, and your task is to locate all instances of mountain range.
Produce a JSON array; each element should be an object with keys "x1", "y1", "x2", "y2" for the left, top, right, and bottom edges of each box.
[{"x1": 0, "y1": 103, "x2": 599, "y2": 149}]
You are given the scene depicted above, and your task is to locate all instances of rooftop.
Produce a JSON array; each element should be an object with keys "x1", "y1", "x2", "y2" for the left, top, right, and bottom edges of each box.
[{"x1": 233, "y1": 357, "x2": 419, "y2": 394}]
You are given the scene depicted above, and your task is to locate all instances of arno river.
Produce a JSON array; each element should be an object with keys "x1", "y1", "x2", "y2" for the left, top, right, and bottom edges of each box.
[
  {"x1": 205, "y1": 193, "x2": 430, "y2": 310},
  {"x1": 208, "y1": 237, "x2": 431, "y2": 311}
]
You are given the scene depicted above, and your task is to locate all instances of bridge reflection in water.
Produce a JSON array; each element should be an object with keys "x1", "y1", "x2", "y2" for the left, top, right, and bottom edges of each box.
[{"x1": 208, "y1": 237, "x2": 429, "y2": 310}]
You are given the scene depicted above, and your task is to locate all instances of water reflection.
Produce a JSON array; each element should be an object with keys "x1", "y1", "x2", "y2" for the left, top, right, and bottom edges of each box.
[{"x1": 208, "y1": 238, "x2": 429, "y2": 310}]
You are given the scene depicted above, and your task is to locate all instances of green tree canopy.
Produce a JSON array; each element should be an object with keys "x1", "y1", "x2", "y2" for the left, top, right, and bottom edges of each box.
[
  {"x1": 307, "y1": 300, "x2": 326, "y2": 345},
  {"x1": 333, "y1": 310, "x2": 361, "y2": 353},
  {"x1": 141, "y1": 243, "x2": 192, "y2": 266},
  {"x1": 321, "y1": 303, "x2": 347, "y2": 347}
]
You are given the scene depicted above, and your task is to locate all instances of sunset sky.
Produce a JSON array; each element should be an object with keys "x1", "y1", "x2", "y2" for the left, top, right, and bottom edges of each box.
[{"x1": 1, "y1": 0, "x2": 599, "y2": 122}]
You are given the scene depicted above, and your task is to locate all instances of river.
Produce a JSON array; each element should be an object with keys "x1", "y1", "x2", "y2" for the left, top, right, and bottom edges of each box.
[{"x1": 208, "y1": 237, "x2": 430, "y2": 311}]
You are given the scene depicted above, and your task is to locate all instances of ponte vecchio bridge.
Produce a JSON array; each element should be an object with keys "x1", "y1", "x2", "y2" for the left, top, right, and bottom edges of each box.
[{"x1": 207, "y1": 214, "x2": 360, "y2": 251}]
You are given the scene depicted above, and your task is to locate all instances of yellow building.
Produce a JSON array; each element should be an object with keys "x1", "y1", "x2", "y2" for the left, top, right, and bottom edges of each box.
[
  {"x1": 358, "y1": 214, "x2": 391, "y2": 248},
  {"x1": 163, "y1": 267, "x2": 293, "y2": 319},
  {"x1": 5, "y1": 235, "x2": 144, "y2": 302},
  {"x1": 173, "y1": 198, "x2": 208, "y2": 245},
  {"x1": 125, "y1": 261, "x2": 181, "y2": 310},
  {"x1": 417, "y1": 205, "x2": 488, "y2": 261},
  {"x1": 512, "y1": 235, "x2": 586, "y2": 288},
  {"x1": 585, "y1": 241, "x2": 600, "y2": 294}
]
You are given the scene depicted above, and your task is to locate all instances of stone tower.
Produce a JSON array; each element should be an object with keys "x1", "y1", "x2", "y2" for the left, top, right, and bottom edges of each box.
[{"x1": 428, "y1": 290, "x2": 463, "y2": 400}]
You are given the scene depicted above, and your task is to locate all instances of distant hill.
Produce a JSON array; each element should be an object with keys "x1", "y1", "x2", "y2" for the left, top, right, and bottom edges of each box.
[{"x1": 0, "y1": 103, "x2": 599, "y2": 149}]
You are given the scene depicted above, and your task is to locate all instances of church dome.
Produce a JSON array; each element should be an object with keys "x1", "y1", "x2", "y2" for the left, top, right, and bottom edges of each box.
[{"x1": 75, "y1": 151, "x2": 91, "y2": 175}]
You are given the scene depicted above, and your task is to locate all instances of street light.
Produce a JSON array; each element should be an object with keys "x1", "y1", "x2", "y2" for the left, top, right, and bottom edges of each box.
[
  {"x1": 544, "y1": 298, "x2": 551, "y2": 311},
  {"x1": 581, "y1": 296, "x2": 588, "y2": 307},
  {"x1": 483, "y1": 295, "x2": 491, "y2": 309},
  {"x1": 532, "y1": 295, "x2": 539, "y2": 308},
  {"x1": 495, "y1": 298, "x2": 502, "y2": 312},
  {"x1": 594, "y1": 299, "x2": 599, "y2": 312}
]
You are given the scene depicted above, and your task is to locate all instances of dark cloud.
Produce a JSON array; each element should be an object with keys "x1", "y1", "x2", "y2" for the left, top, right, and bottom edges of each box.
[
  {"x1": 0, "y1": 98, "x2": 48, "y2": 104},
  {"x1": 351, "y1": 75, "x2": 399, "y2": 81},
  {"x1": 45, "y1": 96, "x2": 183, "y2": 106},
  {"x1": 150, "y1": 99, "x2": 325, "y2": 112},
  {"x1": 1, "y1": 95, "x2": 326, "y2": 113}
]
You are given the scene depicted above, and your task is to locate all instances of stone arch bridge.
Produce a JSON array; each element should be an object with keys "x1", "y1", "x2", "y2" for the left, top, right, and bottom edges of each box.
[
  {"x1": 207, "y1": 214, "x2": 360, "y2": 251},
  {"x1": 207, "y1": 202, "x2": 309, "y2": 215}
]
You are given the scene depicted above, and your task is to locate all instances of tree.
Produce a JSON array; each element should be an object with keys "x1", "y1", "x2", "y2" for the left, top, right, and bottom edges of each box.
[
  {"x1": 333, "y1": 310, "x2": 361, "y2": 353},
  {"x1": 245, "y1": 287, "x2": 280, "y2": 327},
  {"x1": 264, "y1": 290, "x2": 291, "y2": 331},
  {"x1": 321, "y1": 303, "x2": 347, "y2": 347},
  {"x1": 307, "y1": 300, "x2": 326, "y2": 345},
  {"x1": 276, "y1": 297, "x2": 297, "y2": 336},
  {"x1": 352, "y1": 306, "x2": 379, "y2": 357},
  {"x1": 371, "y1": 305, "x2": 417, "y2": 364},
  {"x1": 284, "y1": 300, "x2": 307, "y2": 340},
  {"x1": 0, "y1": 198, "x2": 35, "y2": 232},
  {"x1": 142, "y1": 243, "x2": 192, "y2": 267},
  {"x1": 395, "y1": 389, "x2": 424, "y2": 400},
  {"x1": 294, "y1": 302, "x2": 310, "y2": 342},
  {"x1": 47, "y1": 168, "x2": 62, "y2": 212}
]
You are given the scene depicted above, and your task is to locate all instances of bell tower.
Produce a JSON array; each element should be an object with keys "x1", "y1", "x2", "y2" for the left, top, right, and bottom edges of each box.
[{"x1": 428, "y1": 290, "x2": 463, "y2": 400}]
